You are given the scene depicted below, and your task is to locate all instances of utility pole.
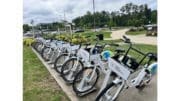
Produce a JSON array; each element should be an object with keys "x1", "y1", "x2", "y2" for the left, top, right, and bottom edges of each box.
[
  {"x1": 93, "y1": 0, "x2": 96, "y2": 32},
  {"x1": 31, "y1": 19, "x2": 35, "y2": 38},
  {"x1": 64, "y1": 11, "x2": 66, "y2": 32}
]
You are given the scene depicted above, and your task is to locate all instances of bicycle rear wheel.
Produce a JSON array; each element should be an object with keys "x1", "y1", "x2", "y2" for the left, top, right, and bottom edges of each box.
[{"x1": 73, "y1": 67, "x2": 100, "y2": 94}]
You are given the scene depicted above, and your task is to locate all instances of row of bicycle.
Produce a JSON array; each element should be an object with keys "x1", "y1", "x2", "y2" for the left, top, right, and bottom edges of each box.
[{"x1": 32, "y1": 35, "x2": 157, "y2": 101}]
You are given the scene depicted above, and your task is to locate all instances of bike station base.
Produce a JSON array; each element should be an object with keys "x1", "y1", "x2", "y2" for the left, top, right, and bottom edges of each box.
[{"x1": 32, "y1": 47, "x2": 157, "y2": 101}]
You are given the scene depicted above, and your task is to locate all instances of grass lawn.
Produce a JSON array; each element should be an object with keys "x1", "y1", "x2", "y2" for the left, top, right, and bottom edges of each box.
[
  {"x1": 75, "y1": 31, "x2": 112, "y2": 38},
  {"x1": 23, "y1": 46, "x2": 69, "y2": 101},
  {"x1": 90, "y1": 39, "x2": 122, "y2": 45},
  {"x1": 126, "y1": 30, "x2": 146, "y2": 35},
  {"x1": 124, "y1": 44, "x2": 157, "y2": 64}
]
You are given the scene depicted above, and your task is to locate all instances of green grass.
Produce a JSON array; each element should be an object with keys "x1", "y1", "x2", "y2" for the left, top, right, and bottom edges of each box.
[
  {"x1": 75, "y1": 31, "x2": 112, "y2": 38},
  {"x1": 124, "y1": 44, "x2": 157, "y2": 64},
  {"x1": 23, "y1": 46, "x2": 70, "y2": 101},
  {"x1": 90, "y1": 39, "x2": 122, "y2": 45},
  {"x1": 126, "y1": 30, "x2": 146, "y2": 35}
]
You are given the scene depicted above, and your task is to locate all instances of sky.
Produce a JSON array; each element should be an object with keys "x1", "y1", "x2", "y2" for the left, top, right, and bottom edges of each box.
[{"x1": 23, "y1": 0, "x2": 157, "y2": 25}]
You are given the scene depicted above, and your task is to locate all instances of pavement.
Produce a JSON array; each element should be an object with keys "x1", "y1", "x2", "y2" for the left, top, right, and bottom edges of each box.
[{"x1": 105, "y1": 28, "x2": 157, "y2": 45}]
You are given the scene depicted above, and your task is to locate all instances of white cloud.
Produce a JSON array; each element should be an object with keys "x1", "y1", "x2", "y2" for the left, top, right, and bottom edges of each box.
[{"x1": 23, "y1": 0, "x2": 157, "y2": 24}]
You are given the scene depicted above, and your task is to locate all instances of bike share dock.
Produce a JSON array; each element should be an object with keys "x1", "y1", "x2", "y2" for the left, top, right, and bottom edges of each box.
[{"x1": 32, "y1": 47, "x2": 157, "y2": 101}]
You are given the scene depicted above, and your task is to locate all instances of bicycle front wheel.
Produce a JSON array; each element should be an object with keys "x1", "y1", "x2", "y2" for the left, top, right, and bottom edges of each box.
[
  {"x1": 73, "y1": 67, "x2": 100, "y2": 94},
  {"x1": 61, "y1": 58, "x2": 84, "y2": 83},
  {"x1": 54, "y1": 53, "x2": 69, "y2": 73},
  {"x1": 95, "y1": 82, "x2": 124, "y2": 101},
  {"x1": 41, "y1": 47, "x2": 53, "y2": 61}
]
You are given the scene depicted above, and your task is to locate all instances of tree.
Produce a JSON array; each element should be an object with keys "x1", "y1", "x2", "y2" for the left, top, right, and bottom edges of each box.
[
  {"x1": 72, "y1": 3, "x2": 157, "y2": 28},
  {"x1": 151, "y1": 10, "x2": 157, "y2": 24},
  {"x1": 23, "y1": 24, "x2": 31, "y2": 33},
  {"x1": 144, "y1": 4, "x2": 152, "y2": 24}
]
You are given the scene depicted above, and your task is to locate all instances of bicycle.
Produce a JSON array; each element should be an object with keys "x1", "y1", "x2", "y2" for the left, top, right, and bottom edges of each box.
[
  {"x1": 72, "y1": 43, "x2": 125, "y2": 96},
  {"x1": 95, "y1": 36, "x2": 157, "y2": 101},
  {"x1": 53, "y1": 42, "x2": 92, "y2": 72},
  {"x1": 60, "y1": 41, "x2": 107, "y2": 84}
]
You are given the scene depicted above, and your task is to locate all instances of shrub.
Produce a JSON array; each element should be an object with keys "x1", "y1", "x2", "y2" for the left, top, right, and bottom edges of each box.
[
  {"x1": 129, "y1": 28, "x2": 137, "y2": 32},
  {"x1": 42, "y1": 34, "x2": 56, "y2": 40},
  {"x1": 23, "y1": 38, "x2": 35, "y2": 46}
]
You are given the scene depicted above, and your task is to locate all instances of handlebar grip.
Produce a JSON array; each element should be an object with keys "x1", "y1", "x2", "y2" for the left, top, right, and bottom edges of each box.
[
  {"x1": 109, "y1": 43, "x2": 119, "y2": 47},
  {"x1": 122, "y1": 35, "x2": 131, "y2": 43}
]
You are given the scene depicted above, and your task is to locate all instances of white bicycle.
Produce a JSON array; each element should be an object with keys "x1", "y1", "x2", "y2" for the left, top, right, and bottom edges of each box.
[{"x1": 95, "y1": 36, "x2": 157, "y2": 101}]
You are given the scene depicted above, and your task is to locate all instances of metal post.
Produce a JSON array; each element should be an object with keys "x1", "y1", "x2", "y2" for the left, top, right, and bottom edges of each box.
[
  {"x1": 64, "y1": 11, "x2": 66, "y2": 32},
  {"x1": 93, "y1": 0, "x2": 96, "y2": 32},
  {"x1": 31, "y1": 20, "x2": 35, "y2": 38}
]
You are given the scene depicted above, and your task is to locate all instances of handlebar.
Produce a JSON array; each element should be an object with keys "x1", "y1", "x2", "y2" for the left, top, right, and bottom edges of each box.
[
  {"x1": 108, "y1": 43, "x2": 119, "y2": 47},
  {"x1": 121, "y1": 35, "x2": 131, "y2": 43}
]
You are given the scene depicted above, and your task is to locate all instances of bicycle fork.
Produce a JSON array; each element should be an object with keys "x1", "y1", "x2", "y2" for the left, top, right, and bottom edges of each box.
[
  {"x1": 111, "y1": 78, "x2": 125, "y2": 100},
  {"x1": 67, "y1": 58, "x2": 80, "y2": 80},
  {"x1": 130, "y1": 68, "x2": 147, "y2": 87}
]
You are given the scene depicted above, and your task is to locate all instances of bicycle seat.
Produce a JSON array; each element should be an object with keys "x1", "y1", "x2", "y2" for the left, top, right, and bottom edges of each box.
[{"x1": 115, "y1": 48, "x2": 125, "y2": 53}]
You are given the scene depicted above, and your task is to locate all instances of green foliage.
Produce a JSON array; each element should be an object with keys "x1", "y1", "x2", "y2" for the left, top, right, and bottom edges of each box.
[
  {"x1": 72, "y1": 3, "x2": 157, "y2": 28},
  {"x1": 151, "y1": 10, "x2": 157, "y2": 24},
  {"x1": 23, "y1": 24, "x2": 31, "y2": 33},
  {"x1": 55, "y1": 34, "x2": 88, "y2": 44},
  {"x1": 42, "y1": 34, "x2": 56, "y2": 39},
  {"x1": 126, "y1": 29, "x2": 146, "y2": 35},
  {"x1": 23, "y1": 38, "x2": 35, "y2": 46}
]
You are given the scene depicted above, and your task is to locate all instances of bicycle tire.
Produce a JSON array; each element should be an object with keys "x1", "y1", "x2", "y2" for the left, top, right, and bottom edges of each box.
[
  {"x1": 34, "y1": 42, "x2": 41, "y2": 51},
  {"x1": 61, "y1": 58, "x2": 84, "y2": 83},
  {"x1": 41, "y1": 47, "x2": 53, "y2": 61},
  {"x1": 37, "y1": 43, "x2": 44, "y2": 53},
  {"x1": 54, "y1": 53, "x2": 69, "y2": 73},
  {"x1": 72, "y1": 67, "x2": 100, "y2": 94},
  {"x1": 95, "y1": 82, "x2": 124, "y2": 101}
]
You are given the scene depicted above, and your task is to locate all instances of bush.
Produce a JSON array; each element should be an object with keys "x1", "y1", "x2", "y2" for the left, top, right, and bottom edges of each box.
[
  {"x1": 137, "y1": 27, "x2": 144, "y2": 31},
  {"x1": 129, "y1": 28, "x2": 137, "y2": 32},
  {"x1": 42, "y1": 34, "x2": 56, "y2": 40},
  {"x1": 23, "y1": 38, "x2": 35, "y2": 46}
]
